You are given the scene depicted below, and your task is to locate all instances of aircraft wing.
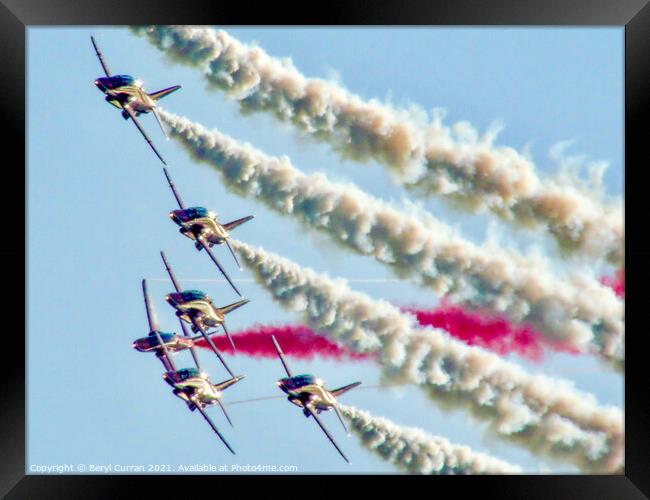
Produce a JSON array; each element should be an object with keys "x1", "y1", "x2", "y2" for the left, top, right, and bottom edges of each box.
[
  {"x1": 271, "y1": 335, "x2": 293, "y2": 378},
  {"x1": 159, "y1": 250, "x2": 206, "y2": 371},
  {"x1": 193, "y1": 321, "x2": 236, "y2": 379},
  {"x1": 215, "y1": 397, "x2": 234, "y2": 427},
  {"x1": 160, "y1": 251, "x2": 182, "y2": 292},
  {"x1": 156, "y1": 352, "x2": 174, "y2": 372},
  {"x1": 91, "y1": 36, "x2": 111, "y2": 77},
  {"x1": 162, "y1": 168, "x2": 185, "y2": 210},
  {"x1": 122, "y1": 105, "x2": 167, "y2": 165},
  {"x1": 305, "y1": 404, "x2": 350, "y2": 464},
  {"x1": 152, "y1": 329, "x2": 177, "y2": 373},
  {"x1": 220, "y1": 321, "x2": 237, "y2": 352},
  {"x1": 193, "y1": 401, "x2": 236, "y2": 455},
  {"x1": 174, "y1": 315, "x2": 202, "y2": 371},
  {"x1": 142, "y1": 279, "x2": 160, "y2": 332},
  {"x1": 196, "y1": 237, "x2": 242, "y2": 297}
]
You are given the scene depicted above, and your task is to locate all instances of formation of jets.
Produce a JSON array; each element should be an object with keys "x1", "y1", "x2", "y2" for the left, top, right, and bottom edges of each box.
[{"x1": 93, "y1": 35, "x2": 361, "y2": 462}]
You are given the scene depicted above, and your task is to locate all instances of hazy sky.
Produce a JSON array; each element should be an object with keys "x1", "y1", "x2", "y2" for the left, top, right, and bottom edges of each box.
[{"x1": 27, "y1": 26, "x2": 623, "y2": 474}]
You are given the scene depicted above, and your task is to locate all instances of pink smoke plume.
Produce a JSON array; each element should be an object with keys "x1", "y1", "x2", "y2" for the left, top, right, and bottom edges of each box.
[
  {"x1": 195, "y1": 324, "x2": 373, "y2": 361},
  {"x1": 402, "y1": 305, "x2": 547, "y2": 362},
  {"x1": 198, "y1": 293, "x2": 627, "y2": 364},
  {"x1": 195, "y1": 312, "x2": 565, "y2": 364},
  {"x1": 600, "y1": 269, "x2": 624, "y2": 298}
]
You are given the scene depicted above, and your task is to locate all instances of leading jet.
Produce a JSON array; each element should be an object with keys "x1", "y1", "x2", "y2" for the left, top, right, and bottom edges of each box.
[
  {"x1": 134, "y1": 281, "x2": 242, "y2": 453},
  {"x1": 271, "y1": 335, "x2": 361, "y2": 463},
  {"x1": 161, "y1": 251, "x2": 248, "y2": 367},
  {"x1": 91, "y1": 35, "x2": 180, "y2": 165},
  {"x1": 163, "y1": 167, "x2": 253, "y2": 297}
]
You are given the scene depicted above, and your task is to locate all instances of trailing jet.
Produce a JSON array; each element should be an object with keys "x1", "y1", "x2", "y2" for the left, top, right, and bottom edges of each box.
[
  {"x1": 160, "y1": 251, "x2": 248, "y2": 367},
  {"x1": 91, "y1": 35, "x2": 180, "y2": 165},
  {"x1": 163, "y1": 167, "x2": 253, "y2": 297},
  {"x1": 135, "y1": 281, "x2": 241, "y2": 453},
  {"x1": 163, "y1": 368, "x2": 244, "y2": 429},
  {"x1": 270, "y1": 335, "x2": 361, "y2": 463}
]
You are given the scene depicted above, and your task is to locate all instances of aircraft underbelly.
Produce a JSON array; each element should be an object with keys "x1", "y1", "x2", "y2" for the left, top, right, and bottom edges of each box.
[
  {"x1": 184, "y1": 218, "x2": 228, "y2": 242},
  {"x1": 130, "y1": 100, "x2": 152, "y2": 113},
  {"x1": 177, "y1": 300, "x2": 213, "y2": 316},
  {"x1": 177, "y1": 301, "x2": 222, "y2": 326},
  {"x1": 176, "y1": 378, "x2": 212, "y2": 393}
]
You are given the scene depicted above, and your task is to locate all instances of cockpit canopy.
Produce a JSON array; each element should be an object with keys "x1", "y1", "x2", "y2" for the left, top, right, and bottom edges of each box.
[
  {"x1": 164, "y1": 367, "x2": 203, "y2": 385},
  {"x1": 95, "y1": 74, "x2": 136, "y2": 91},
  {"x1": 279, "y1": 374, "x2": 318, "y2": 392},
  {"x1": 167, "y1": 290, "x2": 209, "y2": 306},
  {"x1": 132, "y1": 331, "x2": 175, "y2": 351},
  {"x1": 170, "y1": 207, "x2": 210, "y2": 225},
  {"x1": 147, "y1": 331, "x2": 174, "y2": 342}
]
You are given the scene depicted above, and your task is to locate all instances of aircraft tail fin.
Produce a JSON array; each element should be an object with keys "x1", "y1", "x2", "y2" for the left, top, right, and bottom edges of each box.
[
  {"x1": 222, "y1": 215, "x2": 254, "y2": 232},
  {"x1": 333, "y1": 403, "x2": 351, "y2": 436},
  {"x1": 224, "y1": 238, "x2": 242, "y2": 271},
  {"x1": 331, "y1": 381, "x2": 361, "y2": 398},
  {"x1": 218, "y1": 298, "x2": 250, "y2": 316},
  {"x1": 152, "y1": 107, "x2": 169, "y2": 139},
  {"x1": 148, "y1": 85, "x2": 181, "y2": 101}
]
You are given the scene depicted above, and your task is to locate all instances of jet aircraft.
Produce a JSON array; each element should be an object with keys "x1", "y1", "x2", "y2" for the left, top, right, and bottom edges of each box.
[
  {"x1": 163, "y1": 368, "x2": 244, "y2": 428},
  {"x1": 91, "y1": 35, "x2": 181, "y2": 165},
  {"x1": 271, "y1": 335, "x2": 361, "y2": 463},
  {"x1": 133, "y1": 278, "x2": 202, "y2": 371},
  {"x1": 160, "y1": 251, "x2": 248, "y2": 368},
  {"x1": 163, "y1": 167, "x2": 253, "y2": 297}
]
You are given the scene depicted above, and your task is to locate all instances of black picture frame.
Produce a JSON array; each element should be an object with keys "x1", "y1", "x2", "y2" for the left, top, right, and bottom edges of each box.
[{"x1": 4, "y1": 0, "x2": 645, "y2": 498}]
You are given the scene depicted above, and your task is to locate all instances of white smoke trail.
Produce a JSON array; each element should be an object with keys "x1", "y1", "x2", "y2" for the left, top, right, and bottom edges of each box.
[
  {"x1": 231, "y1": 240, "x2": 623, "y2": 472},
  {"x1": 340, "y1": 405, "x2": 521, "y2": 474},
  {"x1": 158, "y1": 110, "x2": 624, "y2": 370},
  {"x1": 132, "y1": 24, "x2": 624, "y2": 265}
]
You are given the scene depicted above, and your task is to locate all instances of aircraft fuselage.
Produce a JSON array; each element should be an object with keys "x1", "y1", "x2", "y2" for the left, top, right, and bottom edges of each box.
[{"x1": 132, "y1": 331, "x2": 195, "y2": 353}]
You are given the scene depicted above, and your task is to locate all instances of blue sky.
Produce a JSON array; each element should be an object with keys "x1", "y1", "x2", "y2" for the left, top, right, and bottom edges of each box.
[{"x1": 27, "y1": 27, "x2": 623, "y2": 474}]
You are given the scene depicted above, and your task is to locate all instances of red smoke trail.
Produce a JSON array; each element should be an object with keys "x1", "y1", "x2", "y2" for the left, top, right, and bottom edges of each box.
[
  {"x1": 195, "y1": 324, "x2": 373, "y2": 361},
  {"x1": 198, "y1": 295, "x2": 621, "y2": 364},
  {"x1": 402, "y1": 305, "x2": 547, "y2": 362},
  {"x1": 600, "y1": 269, "x2": 624, "y2": 298}
]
